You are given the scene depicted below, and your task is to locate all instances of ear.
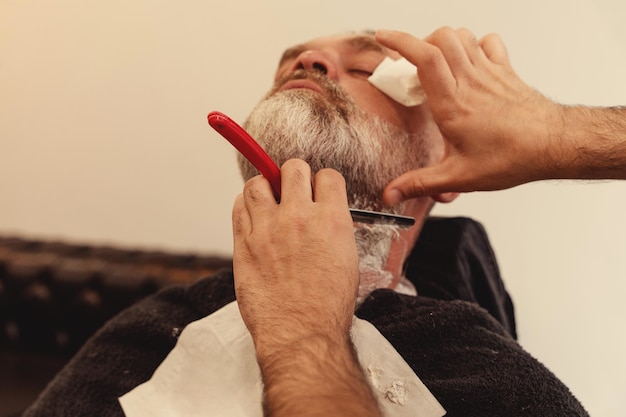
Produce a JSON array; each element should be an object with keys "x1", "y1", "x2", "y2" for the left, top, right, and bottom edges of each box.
[{"x1": 432, "y1": 192, "x2": 459, "y2": 203}]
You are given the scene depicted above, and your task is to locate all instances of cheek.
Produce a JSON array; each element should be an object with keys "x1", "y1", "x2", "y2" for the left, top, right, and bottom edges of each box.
[{"x1": 343, "y1": 80, "x2": 415, "y2": 131}]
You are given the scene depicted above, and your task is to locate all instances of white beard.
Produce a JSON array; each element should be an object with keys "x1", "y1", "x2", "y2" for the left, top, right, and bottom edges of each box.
[{"x1": 240, "y1": 70, "x2": 430, "y2": 301}]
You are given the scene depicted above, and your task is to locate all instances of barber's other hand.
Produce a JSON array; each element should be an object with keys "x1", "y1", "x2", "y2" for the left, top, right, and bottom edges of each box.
[
  {"x1": 376, "y1": 28, "x2": 564, "y2": 205},
  {"x1": 232, "y1": 159, "x2": 359, "y2": 357}
]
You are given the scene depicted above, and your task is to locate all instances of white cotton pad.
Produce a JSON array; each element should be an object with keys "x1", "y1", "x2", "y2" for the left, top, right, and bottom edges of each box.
[{"x1": 368, "y1": 57, "x2": 426, "y2": 107}]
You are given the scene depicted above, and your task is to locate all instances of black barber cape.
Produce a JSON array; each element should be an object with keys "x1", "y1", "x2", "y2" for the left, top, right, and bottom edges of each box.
[{"x1": 22, "y1": 218, "x2": 588, "y2": 417}]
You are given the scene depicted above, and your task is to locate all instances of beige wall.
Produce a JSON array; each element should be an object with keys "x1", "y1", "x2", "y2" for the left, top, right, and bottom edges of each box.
[{"x1": 1, "y1": 0, "x2": 625, "y2": 414}]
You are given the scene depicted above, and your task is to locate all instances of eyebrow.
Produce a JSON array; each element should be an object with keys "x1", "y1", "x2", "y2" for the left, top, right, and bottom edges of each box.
[
  {"x1": 277, "y1": 35, "x2": 387, "y2": 67},
  {"x1": 346, "y1": 35, "x2": 386, "y2": 55}
]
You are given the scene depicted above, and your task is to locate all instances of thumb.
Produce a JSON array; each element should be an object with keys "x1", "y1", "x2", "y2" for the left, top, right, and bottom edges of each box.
[{"x1": 383, "y1": 164, "x2": 458, "y2": 206}]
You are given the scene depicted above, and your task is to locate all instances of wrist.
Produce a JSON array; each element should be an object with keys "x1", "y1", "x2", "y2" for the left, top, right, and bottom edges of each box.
[
  {"x1": 257, "y1": 332, "x2": 382, "y2": 417},
  {"x1": 541, "y1": 102, "x2": 572, "y2": 179},
  {"x1": 499, "y1": 93, "x2": 566, "y2": 185},
  {"x1": 254, "y1": 328, "x2": 350, "y2": 366},
  {"x1": 519, "y1": 100, "x2": 573, "y2": 182},
  {"x1": 247, "y1": 303, "x2": 355, "y2": 361}
]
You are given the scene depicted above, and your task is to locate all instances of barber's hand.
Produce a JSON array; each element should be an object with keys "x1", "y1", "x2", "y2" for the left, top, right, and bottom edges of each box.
[
  {"x1": 232, "y1": 158, "x2": 359, "y2": 357},
  {"x1": 376, "y1": 28, "x2": 564, "y2": 205}
]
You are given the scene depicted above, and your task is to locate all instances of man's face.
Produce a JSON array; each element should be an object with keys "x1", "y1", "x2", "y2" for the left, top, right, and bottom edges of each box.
[
  {"x1": 240, "y1": 33, "x2": 436, "y2": 212},
  {"x1": 273, "y1": 33, "x2": 423, "y2": 132},
  {"x1": 239, "y1": 33, "x2": 440, "y2": 300}
]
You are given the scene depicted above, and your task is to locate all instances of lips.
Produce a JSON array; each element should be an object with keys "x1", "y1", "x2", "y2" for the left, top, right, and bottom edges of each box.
[{"x1": 277, "y1": 79, "x2": 325, "y2": 95}]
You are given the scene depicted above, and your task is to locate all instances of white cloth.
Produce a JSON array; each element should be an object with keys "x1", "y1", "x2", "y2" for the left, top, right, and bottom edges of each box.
[
  {"x1": 368, "y1": 57, "x2": 426, "y2": 107},
  {"x1": 119, "y1": 301, "x2": 445, "y2": 417}
]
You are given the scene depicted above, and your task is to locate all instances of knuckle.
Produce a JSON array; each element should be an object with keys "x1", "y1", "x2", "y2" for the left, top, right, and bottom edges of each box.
[
  {"x1": 291, "y1": 214, "x2": 311, "y2": 233},
  {"x1": 243, "y1": 177, "x2": 267, "y2": 203},
  {"x1": 282, "y1": 158, "x2": 311, "y2": 186},
  {"x1": 244, "y1": 175, "x2": 264, "y2": 190},
  {"x1": 232, "y1": 206, "x2": 248, "y2": 235},
  {"x1": 281, "y1": 158, "x2": 310, "y2": 172},
  {"x1": 317, "y1": 168, "x2": 346, "y2": 186},
  {"x1": 480, "y1": 32, "x2": 498, "y2": 44},
  {"x1": 291, "y1": 168, "x2": 309, "y2": 189},
  {"x1": 456, "y1": 27, "x2": 478, "y2": 43},
  {"x1": 408, "y1": 176, "x2": 430, "y2": 196},
  {"x1": 431, "y1": 26, "x2": 455, "y2": 42},
  {"x1": 232, "y1": 216, "x2": 246, "y2": 235},
  {"x1": 422, "y1": 47, "x2": 446, "y2": 69},
  {"x1": 418, "y1": 39, "x2": 446, "y2": 64}
]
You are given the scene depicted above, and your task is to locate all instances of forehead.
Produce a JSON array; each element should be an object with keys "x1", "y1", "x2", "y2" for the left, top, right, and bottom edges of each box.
[{"x1": 278, "y1": 33, "x2": 398, "y2": 66}]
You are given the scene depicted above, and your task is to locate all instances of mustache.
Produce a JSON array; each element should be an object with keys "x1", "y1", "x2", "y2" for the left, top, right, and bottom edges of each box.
[{"x1": 267, "y1": 69, "x2": 354, "y2": 119}]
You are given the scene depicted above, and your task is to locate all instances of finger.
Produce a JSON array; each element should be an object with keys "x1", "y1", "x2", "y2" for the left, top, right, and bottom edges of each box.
[
  {"x1": 242, "y1": 175, "x2": 278, "y2": 225},
  {"x1": 479, "y1": 33, "x2": 511, "y2": 66},
  {"x1": 455, "y1": 27, "x2": 488, "y2": 66},
  {"x1": 280, "y1": 159, "x2": 313, "y2": 205},
  {"x1": 423, "y1": 27, "x2": 475, "y2": 76},
  {"x1": 383, "y1": 163, "x2": 462, "y2": 205},
  {"x1": 375, "y1": 29, "x2": 456, "y2": 102},
  {"x1": 312, "y1": 168, "x2": 349, "y2": 206},
  {"x1": 231, "y1": 194, "x2": 253, "y2": 299},
  {"x1": 232, "y1": 193, "x2": 252, "y2": 238}
]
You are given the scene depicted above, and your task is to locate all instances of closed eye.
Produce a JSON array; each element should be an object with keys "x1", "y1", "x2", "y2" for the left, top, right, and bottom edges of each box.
[{"x1": 348, "y1": 68, "x2": 374, "y2": 78}]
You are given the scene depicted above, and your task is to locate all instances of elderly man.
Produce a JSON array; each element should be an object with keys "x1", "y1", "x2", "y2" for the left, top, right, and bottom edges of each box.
[{"x1": 22, "y1": 28, "x2": 608, "y2": 417}]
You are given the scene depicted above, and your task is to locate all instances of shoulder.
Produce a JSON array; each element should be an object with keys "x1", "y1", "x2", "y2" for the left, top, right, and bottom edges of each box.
[{"x1": 357, "y1": 291, "x2": 588, "y2": 416}]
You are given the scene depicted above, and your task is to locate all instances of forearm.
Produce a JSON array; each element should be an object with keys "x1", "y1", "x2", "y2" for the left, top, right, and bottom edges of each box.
[
  {"x1": 256, "y1": 332, "x2": 382, "y2": 417},
  {"x1": 549, "y1": 105, "x2": 626, "y2": 180}
]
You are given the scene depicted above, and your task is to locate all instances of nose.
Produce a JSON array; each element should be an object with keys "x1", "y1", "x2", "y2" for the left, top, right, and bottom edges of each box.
[{"x1": 290, "y1": 50, "x2": 339, "y2": 80}]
